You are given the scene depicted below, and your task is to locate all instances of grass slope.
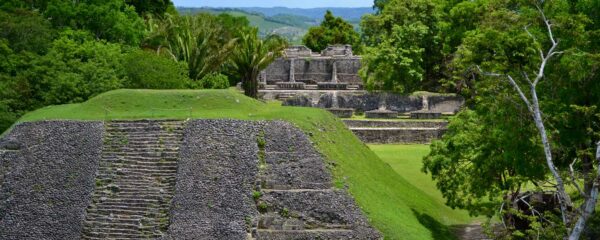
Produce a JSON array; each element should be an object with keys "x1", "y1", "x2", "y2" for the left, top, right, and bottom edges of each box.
[
  {"x1": 16, "y1": 89, "x2": 467, "y2": 239},
  {"x1": 369, "y1": 145, "x2": 476, "y2": 227}
]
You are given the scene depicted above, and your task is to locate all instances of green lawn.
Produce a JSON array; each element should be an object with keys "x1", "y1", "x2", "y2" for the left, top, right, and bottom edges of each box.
[
  {"x1": 13, "y1": 89, "x2": 469, "y2": 239},
  {"x1": 369, "y1": 144, "x2": 475, "y2": 225}
]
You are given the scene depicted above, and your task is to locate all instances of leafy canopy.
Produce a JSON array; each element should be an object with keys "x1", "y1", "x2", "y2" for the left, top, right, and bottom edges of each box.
[{"x1": 302, "y1": 10, "x2": 361, "y2": 53}]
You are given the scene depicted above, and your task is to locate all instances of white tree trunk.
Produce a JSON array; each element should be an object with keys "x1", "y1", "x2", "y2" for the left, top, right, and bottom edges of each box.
[{"x1": 568, "y1": 142, "x2": 600, "y2": 240}]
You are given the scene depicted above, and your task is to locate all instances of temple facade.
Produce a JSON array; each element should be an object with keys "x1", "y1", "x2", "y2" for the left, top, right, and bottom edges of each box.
[{"x1": 260, "y1": 45, "x2": 363, "y2": 90}]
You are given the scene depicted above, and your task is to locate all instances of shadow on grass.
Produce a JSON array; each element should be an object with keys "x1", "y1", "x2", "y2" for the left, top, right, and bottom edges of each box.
[{"x1": 411, "y1": 208, "x2": 459, "y2": 240}]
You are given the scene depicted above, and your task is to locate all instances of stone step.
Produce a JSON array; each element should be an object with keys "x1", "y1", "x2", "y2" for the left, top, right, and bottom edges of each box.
[
  {"x1": 104, "y1": 127, "x2": 184, "y2": 133},
  {"x1": 102, "y1": 152, "x2": 178, "y2": 158},
  {"x1": 83, "y1": 217, "x2": 145, "y2": 226},
  {"x1": 99, "y1": 192, "x2": 172, "y2": 199},
  {"x1": 92, "y1": 187, "x2": 174, "y2": 196},
  {"x1": 95, "y1": 201, "x2": 170, "y2": 209},
  {"x1": 83, "y1": 120, "x2": 181, "y2": 239},
  {"x1": 83, "y1": 232, "x2": 162, "y2": 240},
  {"x1": 89, "y1": 198, "x2": 161, "y2": 206},
  {"x1": 102, "y1": 154, "x2": 179, "y2": 159},
  {"x1": 95, "y1": 179, "x2": 173, "y2": 186},
  {"x1": 89, "y1": 207, "x2": 160, "y2": 217},
  {"x1": 342, "y1": 119, "x2": 448, "y2": 128},
  {"x1": 103, "y1": 145, "x2": 180, "y2": 150},
  {"x1": 97, "y1": 185, "x2": 173, "y2": 194},
  {"x1": 85, "y1": 212, "x2": 148, "y2": 220},
  {"x1": 98, "y1": 166, "x2": 178, "y2": 173},
  {"x1": 105, "y1": 131, "x2": 183, "y2": 135},
  {"x1": 106, "y1": 122, "x2": 185, "y2": 127},
  {"x1": 348, "y1": 127, "x2": 445, "y2": 144},
  {"x1": 102, "y1": 179, "x2": 175, "y2": 186},
  {"x1": 95, "y1": 174, "x2": 176, "y2": 181},
  {"x1": 99, "y1": 160, "x2": 178, "y2": 168},
  {"x1": 105, "y1": 137, "x2": 182, "y2": 143},
  {"x1": 82, "y1": 225, "x2": 151, "y2": 235}
]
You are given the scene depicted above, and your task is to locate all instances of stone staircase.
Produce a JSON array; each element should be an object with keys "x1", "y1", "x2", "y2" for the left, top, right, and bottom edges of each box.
[
  {"x1": 81, "y1": 120, "x2": 185, "y2": 239},
  {"x1": 252, "y1": 122, "x2": 380, "y2": 239},
  {"x1": 343, "y1": 119, "x2": 448, "y2": 144}
]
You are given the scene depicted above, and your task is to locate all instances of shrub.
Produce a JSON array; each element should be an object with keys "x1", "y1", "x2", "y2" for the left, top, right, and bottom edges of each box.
[
  {"x1": 198, "y1": 73, "x2": 230, "y2": 89},
  {"x1": 123, "y1": 50, "x2": 191, "y2": 89}
]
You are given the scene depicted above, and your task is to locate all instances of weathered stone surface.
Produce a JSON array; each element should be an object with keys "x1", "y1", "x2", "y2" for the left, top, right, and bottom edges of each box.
[
  {"x1": 278, "y1": 92, "x2": 465, "y2": 114},
  {"x1": 0, "y1": 121, "x2": 103, "y2": 240},
  {"x1": 0, "y1": 139, "x2": 21, "y2": 150},
  {"x1": 82, "y1": 120, "x2": 184, "y2": 239},
  {"x1": 327, "y1": 108, "x2": 353, "y2": 118},
  {"x1": 428, "y1": 95, "x2": 464, "y2": 113},
  {"x1": 281, "y1": 95, "x2": 313, "y2": 107},
  {"x1": 350, "y1": 127, "x2": 446, "y2": 144},
  {"x1": 164, "y1": 120, "x2": 261, "y2": 239},
  {"x1": 263, "y1": 46, "x2": 362, "y2": 85},
  {"x1": 343, "y1": 119, "x2": 448, "y2": 129},
  {"x1": 0, "y1": 120, "x2": 381, "y2": 240},
  {"x1": 410, "y1": 112, "x2": 443, "y2": 119},
  {"x1": 276, "y1": 82, "x2": 305, "y2": 90},
  {"x1": 365, "y1": 109, "x2": 399, "y2": 119},
  {"x1": 256, "y1": 121, "x2": 381, "y2": 239},
  {"x1": 317, "y1": 82, "x2": 349, "y2": 90}
]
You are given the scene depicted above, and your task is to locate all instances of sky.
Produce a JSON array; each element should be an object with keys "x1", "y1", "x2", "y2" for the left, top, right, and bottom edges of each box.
[{"x1": 171, "y1": 0, "x2": 373, "y2": 8}]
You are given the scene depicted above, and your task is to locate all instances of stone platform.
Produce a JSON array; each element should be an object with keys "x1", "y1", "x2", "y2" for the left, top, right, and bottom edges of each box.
[
  {"x1": 410, "y1": 111, "x2": 442, "y2": 119},
  {"x1": 276, "y1": 82, "x2": 305, "y2": 90},
  {"x1": 317, "y1": 82, "x2": 349, "y2": 90},
  {"x1": 0, "y1": 120, "x2": 381, "y2": 240},
  {"x1": 365, "y1": 109, "x2": 399, "y2": 119},
  {"x1": 327, "y1": 108, "x2": 354, "y2": 118},
  {"x1": 343, "y1": 119, "x2": 448, "y2": 144}
]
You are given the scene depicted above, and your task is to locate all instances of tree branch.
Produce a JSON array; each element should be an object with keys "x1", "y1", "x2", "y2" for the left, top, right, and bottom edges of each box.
[
  {"x1": 568, "y1": 142, "x2": 600, "y2": 240},
  {"x1": 569, "y1": 158, "x2": 587, "y2": 197},
  {"x1": 533, "y1": 3, "x2": 562, "y2": 87}
]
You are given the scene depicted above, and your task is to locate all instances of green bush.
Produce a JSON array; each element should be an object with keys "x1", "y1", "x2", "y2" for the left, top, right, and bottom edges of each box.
[
  {"x1": 0, "y1": 103, "x2": 17, "y2": 132},
  {"x1": 123, "y1": 50, "x2": 191, "y2": 89},
  {"x1": 197, "y1": 73, "x2": 230, "y2": 89}
]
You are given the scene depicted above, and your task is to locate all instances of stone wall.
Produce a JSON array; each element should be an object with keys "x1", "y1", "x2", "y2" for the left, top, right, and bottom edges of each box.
[
  {"x1": 428, "y1": 95, "x2": 465, "y2": 113},
  {"x1": 343, "y1": 120, "x2": 448, "y2": 128},
  {"x1": 165, "y1": 120, "x2": 261, "y2": 239},
  {"x1": 350, "y1": 127, "x2": 446, "y2": 144},
  {"x1": 264, "y1": 58, "x2": 362, "y2": 85},
  {"x1": 0, "y1": 121, "x2": 103, "y2": 240},
  {"x1": 0, "y1": 120, "x2": 381, "y2": 239},
  {"x1": 263, "y1": 45, "x2": 362, "y2": 85},
  {"x1": 282, "y1": 92, "x2": 464, "y2": 113}
]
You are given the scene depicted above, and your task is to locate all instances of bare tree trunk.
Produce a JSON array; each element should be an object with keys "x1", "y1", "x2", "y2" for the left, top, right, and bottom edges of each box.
[
  {"x1": 568, "y1": 142, "x2": 600, "y2": 240},
  {"x1": 530, "y1": 85, "x2": 573, "y2": 220}
]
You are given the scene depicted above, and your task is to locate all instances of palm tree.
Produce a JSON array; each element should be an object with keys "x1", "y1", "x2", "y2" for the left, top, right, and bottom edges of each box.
[
  {"x1": 145, "y1": 13, "x2": 237, "y2": 81},
  {"x1": 229, "y1": 28, "x2": 287, "y2": 98}
]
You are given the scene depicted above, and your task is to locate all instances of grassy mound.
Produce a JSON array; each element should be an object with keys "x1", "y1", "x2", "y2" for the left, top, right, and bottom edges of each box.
[{"x1": 15, "y1": 89, "x2": 471, "y2": 239}]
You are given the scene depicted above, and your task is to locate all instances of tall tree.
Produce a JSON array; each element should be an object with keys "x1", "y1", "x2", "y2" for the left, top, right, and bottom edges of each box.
[
  {"x1": 360, "y1": 0, "x2": 442, "y2": 93},
  {"x1": 125, "y1": 0, "x2": 173, "y2": 17},
  {"x1": 424, "y1": 1, "x2": 600, "y2": 238},
  {"x1": 302, "y1": 10, "x2": 361, "y2": 53},
  {"x1": 229, "y1": 28, "x2": 286, "y2": 98},
  {"x1": 44, "y1": 0, "x2": 145, "y2": 46}
]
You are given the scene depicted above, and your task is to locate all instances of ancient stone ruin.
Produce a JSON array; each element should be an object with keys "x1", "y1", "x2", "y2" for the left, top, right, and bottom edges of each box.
[
  {"x1": 259, "y1": 45, "x2": 362, "y2": 90},
  {"x1": 257, "y1": 46, "x2": 465, "y2": 144},
  {"x1": 0, "y1": 120, "x2": 381, "y2": 240}
]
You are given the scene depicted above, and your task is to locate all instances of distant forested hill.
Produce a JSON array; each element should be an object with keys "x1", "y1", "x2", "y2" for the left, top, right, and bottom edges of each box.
[
  {"x1": 240, "y1": 7, "x2": 374, "y2": 22},
  {"x1": 176, "y1": 7, "x2": 373, "y2": 44}
]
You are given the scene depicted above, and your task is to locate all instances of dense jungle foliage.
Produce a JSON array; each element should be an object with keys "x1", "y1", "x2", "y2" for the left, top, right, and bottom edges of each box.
[
  {"x1": 0, "y1": 0, "x2": 287, "y2": 132},
  {"x1": 358, "y1": 0, "x2": 600, "y2": 238}
]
